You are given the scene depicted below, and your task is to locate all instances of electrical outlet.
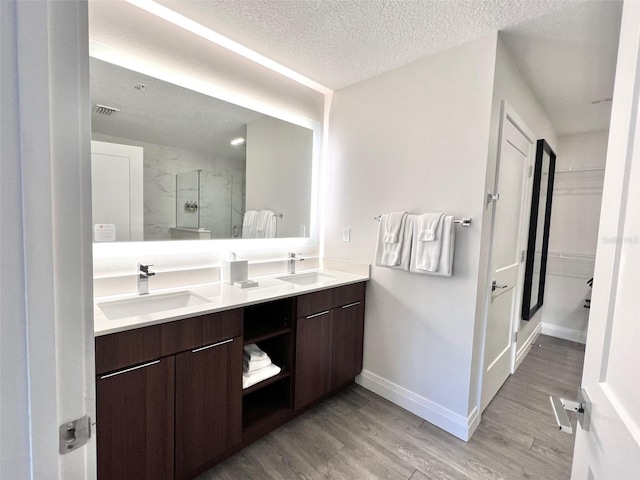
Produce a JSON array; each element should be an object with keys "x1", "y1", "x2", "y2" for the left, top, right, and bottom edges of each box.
[{"x1": 342, "y1": 228, "x2": 351, "y2": 242}]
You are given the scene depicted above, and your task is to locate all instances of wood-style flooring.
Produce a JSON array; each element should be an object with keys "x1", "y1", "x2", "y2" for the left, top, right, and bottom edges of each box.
[{"x1": 198, "y1": 334, "x2": 585, "y2": 480}]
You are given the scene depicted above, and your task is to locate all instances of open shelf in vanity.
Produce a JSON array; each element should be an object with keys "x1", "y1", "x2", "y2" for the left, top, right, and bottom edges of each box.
[{"x1": 241, "y1": 298, "x2": 295, "y2": 437}]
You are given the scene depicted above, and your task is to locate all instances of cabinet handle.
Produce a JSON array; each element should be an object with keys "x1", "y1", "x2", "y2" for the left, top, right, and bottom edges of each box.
[
  {"x1": 306, "y1": 310, "x2": 330, "y2": 319},
  {"x1": 191, "y1": 338, "x2": 233, "y2": 353},
  {"x1": 100, "y1": 360, "x2": 160, "y2": 379},
  {"x1": 341, "y1": 302, "x2": 361, "y2": 309}
]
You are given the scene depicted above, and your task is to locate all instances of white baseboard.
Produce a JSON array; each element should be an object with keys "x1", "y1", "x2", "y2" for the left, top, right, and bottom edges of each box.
[
  {"x1": 541, "y1": 323, "x2": 587, "y2": 344},
  {"x1": 514, "y1": 323, "x2": 542, "y2": 370},
  {"x1": 356, "y1": 370, "x2": 477, "y2": 441}
]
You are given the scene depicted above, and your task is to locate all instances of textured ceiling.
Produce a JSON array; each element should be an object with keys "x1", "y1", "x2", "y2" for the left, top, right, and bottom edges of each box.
[
  {"x1": 99, "y1": 0, "x2": 622, "y2": 137},
  {"x1": 501, "y1": 1, "x2": 622, "y2": 135},
  {"x1": 157, "y1": 0, "x2": 578, "y2": 90},
  {"x1": 153, "y1": 0, "x2": 622, "y2": 135}
]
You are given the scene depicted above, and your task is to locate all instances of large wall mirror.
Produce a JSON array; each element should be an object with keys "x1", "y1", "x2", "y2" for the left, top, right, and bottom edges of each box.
[
  {"x1": 522, "y1": 139, "x2": 556, "y2": 320},
  {"x1": 90, "y1": 57, "x2": 317, "y2": 243}
]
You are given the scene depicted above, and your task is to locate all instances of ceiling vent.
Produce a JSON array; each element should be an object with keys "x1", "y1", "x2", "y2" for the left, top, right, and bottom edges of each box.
[{"x1": 94, "y1": 104, "x2": 120, "y2": 116}]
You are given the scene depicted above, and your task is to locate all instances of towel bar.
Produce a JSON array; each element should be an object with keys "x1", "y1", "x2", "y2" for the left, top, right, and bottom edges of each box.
[{"x1": 373, "y1": 215, "x2": 471, "y2": 227}]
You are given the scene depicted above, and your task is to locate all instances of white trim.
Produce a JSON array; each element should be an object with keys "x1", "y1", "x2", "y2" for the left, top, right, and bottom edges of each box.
[
  {"x1": 541, "y1": 322, "x2": 587, "y2": 344},
  {"x1": 514, "y1": 322, "x2": 542, "y2": 370},
  {"x1": 356, "y1": 370, "x2": 476, "y2": 441}
]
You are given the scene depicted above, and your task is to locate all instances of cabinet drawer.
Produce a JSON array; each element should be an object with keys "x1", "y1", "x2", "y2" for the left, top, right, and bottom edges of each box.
[
  {"x1": 95, "y1": 325, "x2": 162, "y2": 375},
  {"x1": 331, "y1": 282, "x2": 365, "y2": 309},
  {"x1": 161, "y1": 308, "x2": 243, "y2": 355},
  {"x1": 296, "y1": 289, "x2": 332, "y2": 318},
  {"x1": 296, "y1": 282, "x2": 366, "y2": 318}
]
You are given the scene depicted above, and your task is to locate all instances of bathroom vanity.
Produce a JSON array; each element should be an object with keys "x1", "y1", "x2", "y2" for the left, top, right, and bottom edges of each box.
[{"x1": 94, "y1": 270, "x2": 367, "y2": 480}]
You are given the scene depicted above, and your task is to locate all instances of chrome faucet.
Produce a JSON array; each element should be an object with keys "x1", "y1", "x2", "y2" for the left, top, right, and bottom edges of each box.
[
  {"x1": 287, "y1": 252, "x2": 304, "y2": 274},
  {"x1": 137, "y1": 263, "x2": 155, "y2": 295}
]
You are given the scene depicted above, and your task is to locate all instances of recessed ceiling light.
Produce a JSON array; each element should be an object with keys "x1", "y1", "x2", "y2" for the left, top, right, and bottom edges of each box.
[{"x1": 230, "y1": 137, "x2": 245, "y2": 146}]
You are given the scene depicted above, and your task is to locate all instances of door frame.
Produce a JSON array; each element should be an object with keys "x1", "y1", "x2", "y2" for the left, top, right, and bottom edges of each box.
[
  {"x1": 3, "y1": 1, "x2": 97, "y2": 478},
  {"x1": 479, "y1": 101, "x2": 536, "y2": 411}
]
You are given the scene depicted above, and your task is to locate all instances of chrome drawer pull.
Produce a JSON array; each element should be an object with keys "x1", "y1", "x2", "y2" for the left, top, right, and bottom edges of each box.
[
  {"x1": 306, "y1": 310, "x2": 330, "y2": 319},
  {"x1": 100, "y1": 360, "x2": 160, "y2": 379},
  {"x1": 192, "y1": 338, "x2": 233, "y2": 353},
  {"x1": 341, "y1": 302, "x2": 361, "y2": 309}
]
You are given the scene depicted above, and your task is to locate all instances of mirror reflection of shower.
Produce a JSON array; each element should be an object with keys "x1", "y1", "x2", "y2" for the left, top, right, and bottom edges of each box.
[{"x1": 171, "y1": 169, "x2": 239, "y2": 240}]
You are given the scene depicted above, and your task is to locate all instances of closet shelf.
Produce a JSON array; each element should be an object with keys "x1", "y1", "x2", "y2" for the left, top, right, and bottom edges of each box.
[{"x1": 545, "y1": 251, "x2": 596, "y2": 279}]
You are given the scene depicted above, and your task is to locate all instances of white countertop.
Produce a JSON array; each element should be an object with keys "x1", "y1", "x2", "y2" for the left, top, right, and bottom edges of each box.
[{"x1": 94, "y1": 268, "x2": 369, "y2": 336}]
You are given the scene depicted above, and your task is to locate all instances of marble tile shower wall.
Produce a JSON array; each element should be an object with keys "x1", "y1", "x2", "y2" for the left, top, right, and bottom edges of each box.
[{"x1": 93, "y1": 133, "x2": 245, "y2": 240}]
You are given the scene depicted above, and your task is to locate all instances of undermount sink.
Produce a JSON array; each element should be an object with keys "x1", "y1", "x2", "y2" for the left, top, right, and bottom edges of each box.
[
  {"x1": 98, "y1": 290, "x2": 212, "y2": 321},
  {"x1": 276, "y1": 272, "x2": 336, "y2": 286}
]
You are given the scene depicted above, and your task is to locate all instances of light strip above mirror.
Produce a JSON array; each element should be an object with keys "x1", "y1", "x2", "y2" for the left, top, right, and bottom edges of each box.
[{"x1": 125, "y1": 0, "x2": 332, "y2": 95}]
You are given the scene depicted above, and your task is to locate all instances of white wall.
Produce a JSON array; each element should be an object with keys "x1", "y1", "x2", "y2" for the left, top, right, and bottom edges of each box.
[
  {"x1": 246, "y1": 117, "x2": 313, "y2": 238},
  {"x1": 541, "y1": 130, "x2": 608, "y2": 343},
  {"x1": 325, "y1": 34, "x2": 498, "y2": 439},
  {"x1": 477, "y1": 37, "x2": 559, "y2": 379}
]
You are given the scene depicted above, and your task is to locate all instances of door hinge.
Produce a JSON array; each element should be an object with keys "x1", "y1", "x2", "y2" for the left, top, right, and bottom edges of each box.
[
  {"x1": 521, "y1": 250, "x2": 526, "y2": 263},
  {"x1": 528, "y1": 165, "x2": 534, "y2": 178},
  {"x1": 487, "y1": 192, "x2": 500, "y2": 205},
  {"x1": 513, "y1": 331, "x2": 518, "y2": 343},
  {"x1": 59, "y1": 415, "x2": 91, "y2": 454}
]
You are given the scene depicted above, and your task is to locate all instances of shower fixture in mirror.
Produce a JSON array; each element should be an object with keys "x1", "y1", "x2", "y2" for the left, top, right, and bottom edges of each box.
[
  {"x1": 522, "y1": 139, "x2": 556, "y2": 320},
  {"x1": 89, "y1": 57, "x2": 315, "y2": 242}
]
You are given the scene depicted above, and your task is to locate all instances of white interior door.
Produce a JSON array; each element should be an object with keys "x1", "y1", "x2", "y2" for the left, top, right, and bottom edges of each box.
[
  {"x1": 570, "y1": 3, "x2": 640, "y2": 477},
  {"x1": 91, "y1": 140, "x2": 144, "y2": 242},
  {"x1": 481, "y1": 103, "x2": 535, "y2": 411}
]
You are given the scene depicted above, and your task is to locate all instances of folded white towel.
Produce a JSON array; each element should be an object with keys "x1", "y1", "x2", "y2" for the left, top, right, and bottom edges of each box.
[
  {"x1": 374, "y1": 214, "x2": 414, "y2": 271},
  {"x1": 243, "y1": 356, "x2": 272, "y2": 373},
  {"x1": 410, "y1": 215, "x2": 455, "y2": 276},
  {"x1": 243, "y1": 343, "x2": 268, "y2": 361},
  {"x1": 413, "y1": 215, "x2": 444, "y2": 272},
  {"x1": 417, "y1": 213, "x2": 443, "y2": 241},
  {"x1": 255, "y1": 210, "x2": 277, "y2": 238},
  {"x1": 242, "y1": 363, "x2": 281, "y2": 389},
  {"x1": 384, "y1": 211, "x2": 407, "y2": 243},
  {"x1": 242, "y1": 211, "x2": 259, "y2": 238}
]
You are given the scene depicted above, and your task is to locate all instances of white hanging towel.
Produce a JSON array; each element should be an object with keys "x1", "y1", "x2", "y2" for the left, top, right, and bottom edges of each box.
[
  {"x1": 255, "y1": 210, "x2": 277, "y2": 238},
  {"x1": 410, "y1": 215, "x2": 455, "y2": 276},
  {"x1": 417, "y1": 212, "x2": 444, "y2": 242},
  {"x1": 374, "y1": 213, "x2": 414, "y2": 271},
  {"x1": 242, "y1": 210, "x2": 259, "y2": 238},
  {"x1": 384, "y1": 211, "x2": 407, "y2": 243}
]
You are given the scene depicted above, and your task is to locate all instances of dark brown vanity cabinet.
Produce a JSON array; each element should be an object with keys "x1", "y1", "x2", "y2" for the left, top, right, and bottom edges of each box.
[
  {"x1": 95, "y1": 281, "x2": 366, "y2": 479},
  {"x1": 174, "y1": 337, "x2": 242, "y2": 480},
  {"x1": 95, "y1": 310, "x2": 242, "y2": 480},
  {"x1": 295, "y1": 282, "x2": 366, "y2": 410},
  {"x1": 96, "y1": 355, "x2": 175, "y2": 480}
]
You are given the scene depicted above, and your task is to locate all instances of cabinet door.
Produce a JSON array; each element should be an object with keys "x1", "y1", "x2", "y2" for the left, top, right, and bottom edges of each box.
[
  {"x1": 332, "y1": 301, "x2": 365, "y2": 390},
  {"x1": 174, "y1": 336, "x2": 242, "y2": 479},
  {"x1": 96, "y1": 357, "x2": 174, "y2": 480},
  {"x1": 295, "y1": 310, "x2": 333, "y2": 410}
]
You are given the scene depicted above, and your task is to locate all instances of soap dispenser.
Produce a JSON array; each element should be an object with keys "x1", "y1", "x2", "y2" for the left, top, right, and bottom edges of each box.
[{"x1": 221, "y1": 252, "x2": 248, "y2": 285}]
